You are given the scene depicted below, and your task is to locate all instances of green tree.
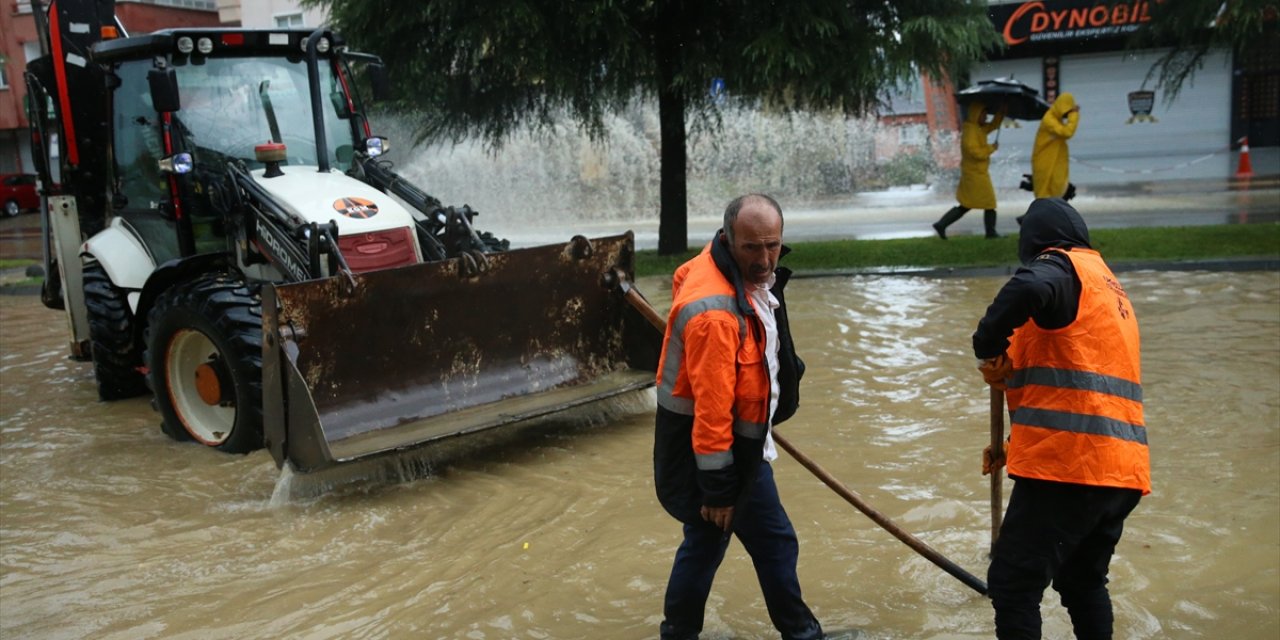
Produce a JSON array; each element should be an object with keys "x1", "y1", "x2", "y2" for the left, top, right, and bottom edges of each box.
[
  {"x1": 311, "y1": 0, "x2": 998, "y2": 254},
  {"x1": 1131, "y1": 0, "x2": 1278, "y2": 101}
]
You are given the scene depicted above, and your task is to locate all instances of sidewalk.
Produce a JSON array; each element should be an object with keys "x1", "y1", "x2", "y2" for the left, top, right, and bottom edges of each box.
[
  {"x1": 508, "y1": 172, "x2": 1280, "y2": 249},
  {"x1": 4, "y1": 166, "x2": 1277, "y2": 271}
]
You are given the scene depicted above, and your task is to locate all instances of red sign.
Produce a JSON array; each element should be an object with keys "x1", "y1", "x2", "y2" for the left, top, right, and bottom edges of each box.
[{"x1": 998, "y1": 0, "x2": 1159, "y2": 47}]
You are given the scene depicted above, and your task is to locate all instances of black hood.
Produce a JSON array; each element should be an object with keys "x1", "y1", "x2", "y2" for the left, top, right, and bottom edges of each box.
[{"x1": 1018, "y1": 198, "x2": 1091, "y2": 265}]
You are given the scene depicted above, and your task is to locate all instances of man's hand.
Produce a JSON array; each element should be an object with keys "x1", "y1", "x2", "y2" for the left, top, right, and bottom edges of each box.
[
  {"x1": 982, "y1": 443, "x2": 1007, "y2": 476},
  {"x1": 979, "y1": 353, "x2": 1013, "y2": 390},
  {"x1": 700, "y1": 505, "x2": 734, "y2": 533}
]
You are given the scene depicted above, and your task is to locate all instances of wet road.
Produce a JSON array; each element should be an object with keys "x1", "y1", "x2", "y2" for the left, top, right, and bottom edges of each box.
[
  {"x1": 497, "y1": 184, "x2": 1280, "y2": 249},
  {"x1": 2, "y1": 270, "x2": 1277, "y2": 639}
]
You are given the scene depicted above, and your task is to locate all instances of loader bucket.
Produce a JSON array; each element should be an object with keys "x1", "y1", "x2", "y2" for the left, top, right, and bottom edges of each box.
[{"x1": 261, "y1": 233, "x2": 661, "y2": 472}]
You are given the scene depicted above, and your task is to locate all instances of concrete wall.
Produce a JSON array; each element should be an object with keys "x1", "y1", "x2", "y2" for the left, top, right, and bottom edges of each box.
[{"x1": 237, "y1": 0, "x2": 327, "y2": 28}]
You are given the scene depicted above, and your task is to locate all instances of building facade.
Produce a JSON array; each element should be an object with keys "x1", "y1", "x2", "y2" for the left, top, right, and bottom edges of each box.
[
  {"x1": 976, "y1": 0, "x2": 1275, "y2": 186},
  {"x1": 888, "y1": 0, "x2": 1276, "y2": 187},
  {"x1": 1, "y1": 0, "x2": 330, "y2": 174},
  {"x1": 222, "y1": 0, "x2": 327, "y2": 29}
]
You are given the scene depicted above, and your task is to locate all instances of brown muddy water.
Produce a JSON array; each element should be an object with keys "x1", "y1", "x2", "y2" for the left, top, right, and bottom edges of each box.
[{"x1": 1, "y1": 270, "x2": 1277, "y2": 639}]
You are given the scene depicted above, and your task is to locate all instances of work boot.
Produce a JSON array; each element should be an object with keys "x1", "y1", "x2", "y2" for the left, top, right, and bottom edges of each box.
[
  {"x1": 984, "y1": 209, "x2": 1000, "y2": 238},
  {"x1": 932, "y1": 206, "x2": 967, "y2": 240}
]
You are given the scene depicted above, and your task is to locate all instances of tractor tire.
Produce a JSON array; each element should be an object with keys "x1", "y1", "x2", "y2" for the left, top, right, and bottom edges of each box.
[
  {"x1": 144, "y1": 272, "x2": 263, "y2": 454},
  {"x1": 84, "y1": 263, "x2": 147, "y2": 400}
]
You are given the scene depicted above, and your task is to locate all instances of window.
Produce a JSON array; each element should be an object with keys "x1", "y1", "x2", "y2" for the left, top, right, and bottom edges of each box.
[
  {"x1": 23, "y1": 41, "x2": 42, "y2": 64},
  {"x1": 0, "y1": 65, "x2": 9, "y2": 91},
  {"x1": 275, "y1": 12, "x2": 304, "y2": 28},
  {"x1": 884, "y1": 72, "x2": 926, "y2": 116}
]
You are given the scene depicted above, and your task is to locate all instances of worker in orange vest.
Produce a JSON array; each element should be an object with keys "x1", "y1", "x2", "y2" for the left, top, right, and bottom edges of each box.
[
  {"x1": 973, "y1": 198, "x2": 1150, "y2": 639},
  {"x1": 653, "y1": 194, "x2": 825, "y2": 640}
]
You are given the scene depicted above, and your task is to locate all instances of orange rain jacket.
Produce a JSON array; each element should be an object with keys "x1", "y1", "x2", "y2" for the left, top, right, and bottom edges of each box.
[
  {"x1": 1006, "y1": 247, "x2": 1150, "y2": 494},
  {"x1": 653, "y1": 232, "x2": 804, "y2": 524}
]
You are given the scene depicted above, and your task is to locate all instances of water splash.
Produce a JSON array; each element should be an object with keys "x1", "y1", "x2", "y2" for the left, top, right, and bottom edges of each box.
[
  {"x1": 372, "y1": 103, "x2": 948, "y2": 234},
  {"x1": 268, "y1": 388, "x2": 656, "y2": 504}
]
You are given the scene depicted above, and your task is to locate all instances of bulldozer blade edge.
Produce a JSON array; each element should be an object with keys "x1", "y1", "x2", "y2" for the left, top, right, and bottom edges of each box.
[{"x1": 262, "y1": 233, "x2": 661, "y2": 472}]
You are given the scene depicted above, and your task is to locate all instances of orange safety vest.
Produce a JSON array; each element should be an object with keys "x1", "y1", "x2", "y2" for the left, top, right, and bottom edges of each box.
[
  {"x1": 1006, "y1": 248, "x2": 1150, "y2": 494},
  {"x1": 657, "y1": 247, "x2": 771, "y2": 473}
]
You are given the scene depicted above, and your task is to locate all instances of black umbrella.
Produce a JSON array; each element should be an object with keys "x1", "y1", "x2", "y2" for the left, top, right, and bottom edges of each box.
[{"x1": 955, "y1": 78, "x2": 1050, "y2": 121}]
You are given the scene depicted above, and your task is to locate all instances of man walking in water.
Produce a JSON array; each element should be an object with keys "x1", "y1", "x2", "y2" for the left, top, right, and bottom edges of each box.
[{"x1": 653, "y1": 194, "x2": 826, "y2": 640}]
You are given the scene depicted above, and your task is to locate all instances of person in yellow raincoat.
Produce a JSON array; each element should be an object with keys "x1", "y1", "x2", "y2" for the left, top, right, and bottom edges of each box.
[
  {"x1": 1031, "y1": 93, "x2": 1080, "y2": 199},
  {"x1": 933, "y1": 101, "x2": 1005, "y2": 239}
]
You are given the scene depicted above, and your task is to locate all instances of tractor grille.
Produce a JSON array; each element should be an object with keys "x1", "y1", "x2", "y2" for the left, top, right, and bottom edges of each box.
[{"x1": 336, "y1": 228, "x2": 418, "y2": 273}]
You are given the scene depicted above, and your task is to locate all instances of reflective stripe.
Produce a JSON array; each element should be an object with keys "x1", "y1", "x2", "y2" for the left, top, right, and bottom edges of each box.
[
  {"x1": 1010, "y1": 366, "x2": 1142, "y2": 402},
  {"x1": 1012, "y1": 407, "x2": 1148, "y2": 445},
  {"x1": 734, "y1": 419, "x2": 767, "y2": 440},
  {"x1": 657, "y1": 294, "x2": 744, "y2": 408},
  {"x1": 658, "y1": 392, "x2": 693, "y2": 415},
  {"x1": 696, "y1": 450, "x2": 734, "y2": 470}
]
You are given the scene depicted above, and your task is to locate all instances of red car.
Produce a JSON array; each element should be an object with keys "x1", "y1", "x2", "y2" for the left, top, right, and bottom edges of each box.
[{"x1": 1, "y1": 174, "x2": 40, "y2": 217}]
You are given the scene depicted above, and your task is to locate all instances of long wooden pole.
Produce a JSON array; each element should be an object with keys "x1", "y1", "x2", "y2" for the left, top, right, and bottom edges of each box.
[
  {"x1": 990, "y1": 387, "x2": 1005, "y2": 556},
  {"x1": 614, "y1": 274, "x2": 988, "y2": 596},
  {"x1": 772, "y1": 431, "x2": 988, "y2": 595}
]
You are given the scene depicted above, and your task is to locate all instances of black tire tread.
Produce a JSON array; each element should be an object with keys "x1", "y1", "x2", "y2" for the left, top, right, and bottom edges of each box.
[
  {"x1": 83, "y1": 263, "x2": 147, "y2": 400},
  {"x1": 143, "y1": 271, "x2": 264, "y2": 453}
]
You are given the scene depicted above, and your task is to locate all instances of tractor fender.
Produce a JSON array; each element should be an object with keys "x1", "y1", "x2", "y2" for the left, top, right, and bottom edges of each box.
[
  {"x1": 130, "y1": 253, "x2": 238, "y2": 355},
  {"x1": 80, "y1": 218, "x2": 156, "y2": 307}
]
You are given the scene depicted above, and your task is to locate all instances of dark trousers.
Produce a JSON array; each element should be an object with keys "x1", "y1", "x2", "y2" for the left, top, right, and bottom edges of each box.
[
  {"x1": 660, "y1": 462, "x2": 823, "y2": 640},
  {"x1": 988, "y1": 477, "x2": 1143, "y2": 640}
]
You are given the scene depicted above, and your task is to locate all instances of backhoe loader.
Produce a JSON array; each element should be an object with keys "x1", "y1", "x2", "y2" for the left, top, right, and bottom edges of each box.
[{"x1": 25, "y1": 0, "x2": 659, "y2": 472}]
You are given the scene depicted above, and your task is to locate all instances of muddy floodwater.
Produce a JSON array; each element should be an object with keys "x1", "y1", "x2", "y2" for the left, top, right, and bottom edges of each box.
[{"x1": 2, "y1": 270, "x2": 1277, "y2": 639}]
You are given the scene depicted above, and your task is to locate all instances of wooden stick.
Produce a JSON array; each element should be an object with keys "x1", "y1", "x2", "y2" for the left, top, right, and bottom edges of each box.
[
  {"x1": 990, "y1": 387, "x2": 1005, "y2": 556},
  {"x1": 772, "y1": 431, "x2": 989, "y2": 596},
  {"x1": 613, "y1": 273, "x2": 988, "y2": 596}
]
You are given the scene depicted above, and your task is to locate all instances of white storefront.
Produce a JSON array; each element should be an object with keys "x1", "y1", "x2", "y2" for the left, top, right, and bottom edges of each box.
[{"x1": 974, "y1": 0, "x2": 1247, "y2": 187}]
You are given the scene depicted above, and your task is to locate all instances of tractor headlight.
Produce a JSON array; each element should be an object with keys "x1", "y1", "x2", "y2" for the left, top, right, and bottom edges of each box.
[
  {"x1": 302, "y1": 36, "x2": 332, "y2": 54},
  {"x1": 158, "y1": 152, "x2": 193, "y2": 175},
  {"x1": 176, "y1": 37, "x2": 194, "y2": 54},
  {"x1": 365, "y1": 136, "x2": 388, "y2": 157},
  {"x1": 197, "y1": 37, "x2": 214, "y2": 54}
]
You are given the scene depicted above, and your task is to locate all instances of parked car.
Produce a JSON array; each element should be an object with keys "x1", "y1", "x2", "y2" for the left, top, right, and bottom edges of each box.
[{"x1": 1, "y1": 174, "x2": 40, "y2": 217}]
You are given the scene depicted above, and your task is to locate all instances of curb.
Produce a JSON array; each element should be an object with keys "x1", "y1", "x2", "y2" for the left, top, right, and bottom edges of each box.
[{"x1": 790, "y1": 256, "x2": 1280, "y2": 280}]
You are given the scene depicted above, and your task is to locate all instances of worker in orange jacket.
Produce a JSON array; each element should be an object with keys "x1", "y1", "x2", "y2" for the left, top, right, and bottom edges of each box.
[
  {"x1": 974, "y1": 197, "x2": 1149, "y2": 639},
  {"x1": 653, "y1": 194, "x2": 824, "y2": 640}
]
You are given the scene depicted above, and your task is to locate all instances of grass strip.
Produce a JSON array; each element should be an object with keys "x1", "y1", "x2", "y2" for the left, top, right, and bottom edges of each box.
[{"x1": 635, "y1": 223, "x2": 1280, "y2": 278}]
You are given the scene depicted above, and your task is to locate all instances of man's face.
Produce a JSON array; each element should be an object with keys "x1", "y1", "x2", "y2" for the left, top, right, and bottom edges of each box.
[{"x1": 728, "y1": 201, "x2": 783, "y2": 285}]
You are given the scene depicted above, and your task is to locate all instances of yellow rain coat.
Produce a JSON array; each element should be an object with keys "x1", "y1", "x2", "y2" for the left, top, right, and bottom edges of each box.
[
  {"x1": 956, "y1": 102, "x2": 1003, "y2": 210},
  {"x1": 1032, "y1": 93, "x2": 1079, "y2": 198}
]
